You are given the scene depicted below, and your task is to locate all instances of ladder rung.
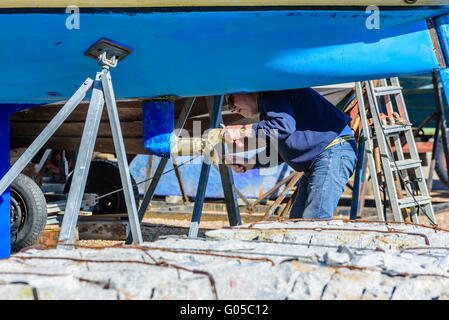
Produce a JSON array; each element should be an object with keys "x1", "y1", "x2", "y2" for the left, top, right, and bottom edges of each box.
[
  {"x1": 390, "y1": 159, "x2": 422, "y2": 171},
  {"x1": 397, "y1": 196, "x2": 431, "y2": 209},
  {"x1": 374, "y1": 86, "x2": 403, "y2": 96},
  {"x1": 382, "y1": 124, "x2": 412, "y2": 135}
]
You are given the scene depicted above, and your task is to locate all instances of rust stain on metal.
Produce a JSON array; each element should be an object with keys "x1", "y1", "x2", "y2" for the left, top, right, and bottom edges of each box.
[{"x1": 426, "y1": 18, "x2": 446, "y2": 69}]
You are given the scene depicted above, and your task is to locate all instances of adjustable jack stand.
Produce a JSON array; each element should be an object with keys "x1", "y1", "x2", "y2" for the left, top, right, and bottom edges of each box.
[
  {"x1": 58, "y1": 52, "x2": 143, "y2": 248},
  {"x1": 0, "y1": 44, "x2": 143, "y2": 248}
]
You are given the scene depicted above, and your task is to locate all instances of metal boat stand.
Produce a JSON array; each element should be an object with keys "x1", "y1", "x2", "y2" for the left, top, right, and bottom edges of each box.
[
  {"x1": 188, "y1": 95, "x2": 241, "y2": 238},
  {"x1": 0, "y1": 50, "x2": 144, "y2": 248},
  {"x1": 58, "y1": 54, "x2": 144, "y2": 248}
]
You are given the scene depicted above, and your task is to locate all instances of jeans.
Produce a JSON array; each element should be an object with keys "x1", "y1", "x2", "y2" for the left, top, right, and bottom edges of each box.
[{"x1": 289, "y1": 139, "x2": 358, "y2": 220}]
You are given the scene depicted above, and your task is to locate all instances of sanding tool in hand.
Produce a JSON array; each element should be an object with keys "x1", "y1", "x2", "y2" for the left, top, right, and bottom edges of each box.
[
  {"x1": 170, "y1": 126, "x2": 228, "y2": 165},
  {"x1": 170, "y1": 124, "x2": 246, "y2": 165}
]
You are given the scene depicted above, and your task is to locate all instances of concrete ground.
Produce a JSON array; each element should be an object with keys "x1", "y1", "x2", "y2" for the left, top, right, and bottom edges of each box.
[
  {"x1": 2, "y1": 219, "x2": 449, "y2": 300},
  {"x1": 3, "y1": 172, "x2": 448, "y2": 300}
]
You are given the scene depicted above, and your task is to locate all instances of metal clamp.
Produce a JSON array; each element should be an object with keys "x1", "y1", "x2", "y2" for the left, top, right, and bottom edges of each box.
[{"x1": 98, "y1": 51, "x2": 118, "y2": 69}]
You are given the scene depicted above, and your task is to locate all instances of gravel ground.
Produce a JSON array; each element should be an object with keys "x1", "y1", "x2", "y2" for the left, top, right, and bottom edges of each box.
[{"x1": 77, "y1": 218, "x2": 229, "y2": 247}]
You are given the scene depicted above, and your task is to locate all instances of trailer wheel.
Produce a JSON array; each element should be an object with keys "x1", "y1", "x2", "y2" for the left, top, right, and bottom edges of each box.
[
  {"x1": 435, "y1": 133, "x2": 449, "y2": 189},
  {"x1": 10, "y1": 174, "x2": 47, "y2": 252},
  {"x1": 64, "y1": 159, "x2": 139, "y2": 214}
]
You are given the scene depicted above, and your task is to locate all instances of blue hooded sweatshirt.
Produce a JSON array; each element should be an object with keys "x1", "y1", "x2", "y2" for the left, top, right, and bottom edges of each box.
[{"x1": 252, "y1": 88, "x2": 353, "y2": 172}]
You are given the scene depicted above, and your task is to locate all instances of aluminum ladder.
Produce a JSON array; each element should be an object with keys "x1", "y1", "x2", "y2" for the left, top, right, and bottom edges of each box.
[{"x1": 356, "y1": 77, "x2": 436, "y2": 224}]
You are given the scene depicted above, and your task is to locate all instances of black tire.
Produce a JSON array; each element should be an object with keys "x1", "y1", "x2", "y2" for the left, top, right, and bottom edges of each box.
[
  {"x1": 435, "y1": 133, "x2": 449, "y2": 189},
  {"x1": 10, "y1": 174, "x2": 47, "y2": 252},
  {"x1": 64, "y1": 159, "x2": 139, "y2": 214}
]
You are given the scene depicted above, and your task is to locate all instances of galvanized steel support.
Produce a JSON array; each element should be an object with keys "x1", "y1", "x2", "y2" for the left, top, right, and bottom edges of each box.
[
  {"x1": 101, "y1": 69, "x2": 143, "y2": 245},
  {"x1": 188, "y1": 95, "x2": 241, "y2": 238},
  {"x1": 58, "y1": 73, "x2": 106, "y2": 248},
  {"x1": 59, "y1": 63, "x2": 145, "y2": 247}
]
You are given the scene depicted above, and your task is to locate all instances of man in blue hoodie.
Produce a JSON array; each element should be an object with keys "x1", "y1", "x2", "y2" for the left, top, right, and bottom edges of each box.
[{"x1": 221, "y1": 88, "x2": 357, "y2": 220}]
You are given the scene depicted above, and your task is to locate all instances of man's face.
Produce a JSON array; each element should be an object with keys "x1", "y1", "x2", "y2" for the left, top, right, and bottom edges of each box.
[{"x1": 224, "y1": 93, "x2": 258, "y2": 118}]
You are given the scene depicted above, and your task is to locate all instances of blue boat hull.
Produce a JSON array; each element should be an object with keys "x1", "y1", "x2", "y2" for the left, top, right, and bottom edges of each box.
[{"x1": 1, "y1": 8, "x2": 448, "y2": 105}]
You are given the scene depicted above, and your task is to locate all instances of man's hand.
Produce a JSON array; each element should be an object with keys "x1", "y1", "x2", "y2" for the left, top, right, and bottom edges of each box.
[
  {"x1": 220, "y1": 125, "x2": 244, "y2": 148},
  {"x1": 220, "y1": 124, "x2": 255, "y2": 148},
  {"x1": 225, "y1": 156, "x2": 255, "y2": 173}
]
